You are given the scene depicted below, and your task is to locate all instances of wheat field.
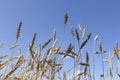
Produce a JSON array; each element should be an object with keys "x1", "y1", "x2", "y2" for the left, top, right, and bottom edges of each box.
[{"x1": 0, "y1": 14, "x2": 120, "y2": 80}]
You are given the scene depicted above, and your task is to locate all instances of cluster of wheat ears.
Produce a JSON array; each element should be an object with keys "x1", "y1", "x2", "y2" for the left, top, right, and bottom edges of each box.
[{"x1": 0, "y1": 14, "x2": 120, "y2": 80}]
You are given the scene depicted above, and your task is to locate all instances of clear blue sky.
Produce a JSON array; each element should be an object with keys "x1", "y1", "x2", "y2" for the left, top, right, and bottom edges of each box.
[{"x1": 0, "y1": 0, "x2": 120, "y2": 79}]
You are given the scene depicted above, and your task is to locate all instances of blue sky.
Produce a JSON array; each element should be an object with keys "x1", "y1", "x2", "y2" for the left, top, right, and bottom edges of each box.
[{"x1": 0, "y1": 0, "x2": 120, "y2": 79}]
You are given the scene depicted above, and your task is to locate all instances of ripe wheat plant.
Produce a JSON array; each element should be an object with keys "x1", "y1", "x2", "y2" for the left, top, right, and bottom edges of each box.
[{"x1": 0, "y1": 14, "x2": 120, "y2": 80}]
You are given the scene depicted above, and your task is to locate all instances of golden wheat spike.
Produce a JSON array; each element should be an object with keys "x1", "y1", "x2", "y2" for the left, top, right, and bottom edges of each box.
[
  {"x1": 114, "y1": 42, "x2": 119, "y2": 59},
  {"x1": 31, "y1": 33, "x2": 37, "y2": 49},
  {"x1": 82, "y1": 28, "x2": 86, "y2": 40},
  {"x1": 64, "y1": 13, "x2": 68, "y2": 27},
  {"x1": 103, "y1": 52, "x2": 114, "y2": 72},
  {"x1": 47, "y1": 40, "x2": 57, "y2": 58},
  {"x1": 75, "y1": 28, "x2": 80, "y2": 43},
  {"x1": 36, "y1": 44, "x2": 41, "y2": 57},
  {"x1": 80, "y1": 33, "x2": 92, "y2": 49},
  {"x1": 94, "y1": 35, "x2": 99, "y2": 41},
  {"x1": 63, "y1": 43, "x2": 74, "y2": 58},
  {"x1": 86, "y1": 52, "x2": 89, "y2": 63},
  {"x1": 42, "y1": 37, "x2": 52, "y2": 49},
  {"x1": 10, "y1": 44, "x2": 19, "y2": 50},
  {"x1": 70, "y1": 27, "x2": 74, "y2": 37},
  {"x1": 78, "y1": 24, "x2": 83, "y2": 32},
  {"x1": 53, "y1": 29, "x2": 56, "y2": 41},
  {"x1": 28, "y1": 33, "x2": 36, "y2": 58},
  {"x1": 99, "y1": 41, "x2": 102, "y2": 52},
  {"x1": 16, "y1": 21, "x2": 22, "y2": 42}
]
